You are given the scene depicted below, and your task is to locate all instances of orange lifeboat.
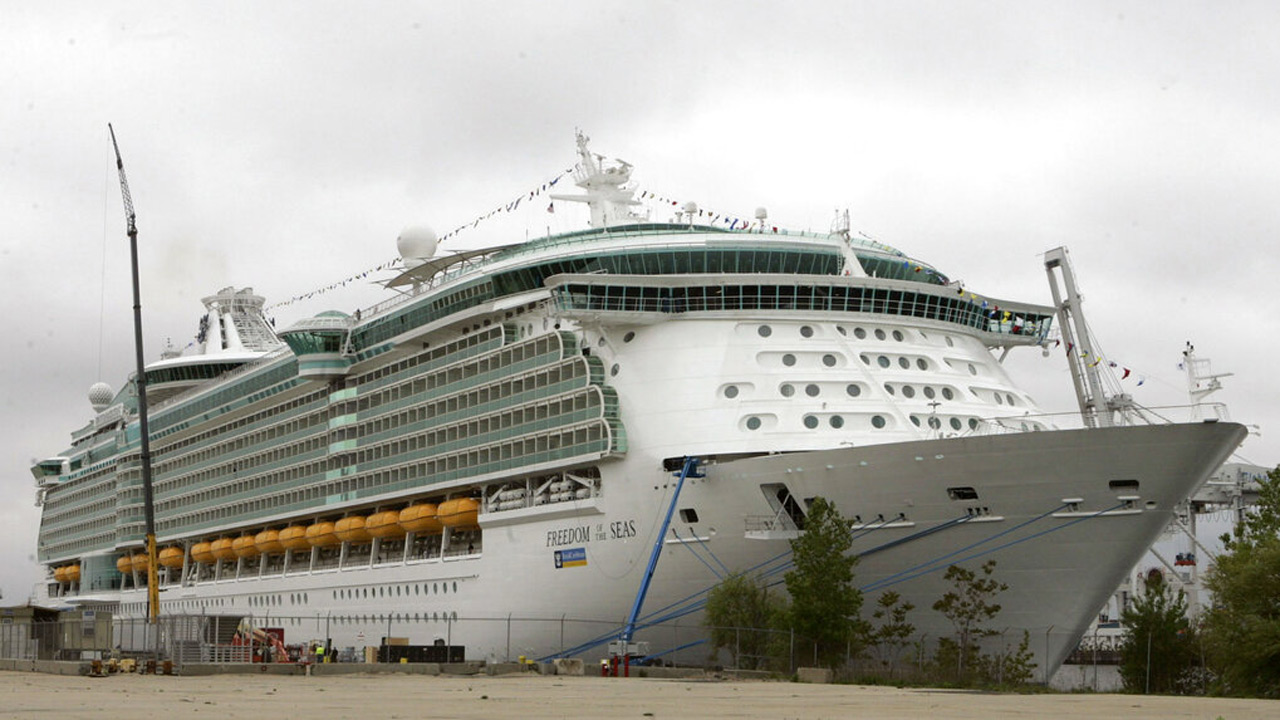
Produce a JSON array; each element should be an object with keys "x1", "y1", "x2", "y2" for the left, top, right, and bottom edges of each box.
[
  {"x1": 66, "y1": 564, "x2": 81, "y2": 583},
  {"x1": 438, "y1": 497, "x2": 481, "y2": 530},
  {"x1": 158, "y1": 546, "x2": 186, "y2": 569},
  {"x1": 191, "y1": 541, "x2": 216, "y2": 564},
  {"x1": 335, "y1": 516, "x2": 372, "y2": 544},
  {"x1": 211, "y1": 538, "x2": 237, "y2": 561},
  {"x1": 305, "y1": 521, "x2": 340, "y2": 548},
  {"x1": 131, "y1": 553, "x2": 150, "y2": 573},
  {"x1": 398, "y1": 503, "x2": 443, "y2": 534},
  {"x1": 279, "y1": 525, "x2": 310, "y2": 551},
  {"x1": 232, "y1": 535, "x2": 260, "y2": 558},
  {"x1": 53, "y1": 566, "x2": 69, "y2": 583},
  {"x1": 117, "y1": 555, "x2": 135, "y2": 574},
  {"x1": 366, "y1": 510, "x2": 404, "y2": 539},
  {"x1": 255, "y1": 529, "x2": 284, "y2": 554}
]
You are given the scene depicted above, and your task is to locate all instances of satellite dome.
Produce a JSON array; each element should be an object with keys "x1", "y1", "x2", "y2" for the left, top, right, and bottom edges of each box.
[
  {"x1": 397, "y1": 225, "x2": 438, "y2": 269},
  {"x1": 89, "y1": 382, "x2": 114, "y2": 412}
]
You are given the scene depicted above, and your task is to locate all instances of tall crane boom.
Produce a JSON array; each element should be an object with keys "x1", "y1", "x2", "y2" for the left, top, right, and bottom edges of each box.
[{"x1": 107, "y1": 123, "x2": 160, "y2": 625}]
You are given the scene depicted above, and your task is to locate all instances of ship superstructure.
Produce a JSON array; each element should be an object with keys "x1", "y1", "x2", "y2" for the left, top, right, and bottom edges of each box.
[{"x1": 32, "y1": 133, "x2": 1245, "y2": 674}]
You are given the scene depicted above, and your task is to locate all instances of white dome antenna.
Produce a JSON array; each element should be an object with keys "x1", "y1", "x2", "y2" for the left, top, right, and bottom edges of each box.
[
  {"x1": 89, "y1": 382, "x2": 114, "y2": 413},
  {"x1": 397, "y1": 225, "x2": 438, "y2": 269}
]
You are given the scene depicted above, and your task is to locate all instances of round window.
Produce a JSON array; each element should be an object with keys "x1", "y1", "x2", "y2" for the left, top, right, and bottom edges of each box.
[
  {"x1": 611, "y1": 363, "x2": 620, "y2": 377},
  {"x1": 846, "y1": 384, "x2": 861, "y2": 397},
  {"x1": 780, "y1": 384, "x2": 795, "y2": 397},
  {"x1": 800, "y1": 325, "x2": 814, "y2": 338},
  {"x1": 871, "y1": 415, "x2": 886, "y2": 429},
  {"x1": 950, "y1": 417, "x2": 963, "y2": 430},
  {"x1": 805, "y1": 384, "x2": 820, "y2": 397},
  {"x1": 917, "y1": 358, "x2": 929, "y2": 370},
  {"x1": 968, "y1": 363, "x2": 978, "y2": 376},
  {"x1": 830, "y1": 415, "x2": 844, "y2": 429},
  {"x1": 902, "y1": 385, "x2": 915, "y2": 398},
  {"x1": 892, "y1": 330, "x2": 904, "y2": 342},
  {"x1": 969, "y1": 418, "x2": 979, "y2": 430},
  {"x1": 782, "y1": 354, "x2": 796, "y2": 366},
  {"x1": 623, "y1": 331, "x2": 636, "y2": 343},
  {"x1": 898, "y1": 357, "x2": 910, "y2": 369},
  {"x1": 803, "y1": 415, "x2": 819, "y2": 429},
  {"x1": 923, "y1": 386, "x2": 936, "y2": 399},
  {"x1": 1006, "y1": 393, "x2": 1016, "y2": 406},
  {"x1": 746, "y1": 416, "x2": 762, "y2": 430},
  {"x1": 854, "y1": 328, "x2": 867, "y2": 339},
  {"x1": 822, "y1": 354, "x2": 838, "y2": 367},
  {"x1": 874, "y1": 329, "x2": 886, "y2": 340},
  {"x1": 884, "y1": 383, "x2": 896, "y2": 396},
  {"x1": 995, "y1": 394, "x2": 1004, "y2": 405},
  {"x1": 758, "y1": 325, "x2": 772, "y2": 337},
  {"x1": 836, "y1": 326, "x2": 847, "y2": 336},
  {"x1": 942, "y1": 387, "x2": 955, "y2": 400},
  {"x1": 877, "y1": 356, "x2": 890, "y2": 368},
  {"x1": 910, "y1": 415, "x2": 921, "y2": 427},
  {"x1": 724, "y1": 385, "x2": 739, "y2": 399},
  {"x1": 928, "y1": 416, "x2": 941, "y2": 429},
  {"x1": 860, "y1": 354, "x2": 871, "y2": 365}
]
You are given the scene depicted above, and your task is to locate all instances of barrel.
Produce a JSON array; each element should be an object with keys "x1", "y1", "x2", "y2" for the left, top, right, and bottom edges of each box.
[
  {"x1": 279, "y1": 525, "x2": 310, "y2": 551},
  {"x1": 398, "y1": 503, "x2": 443, "y2": 534},
  {"x1": 191, "y1": 541, "x2": 215, "y2": 564},
  {"x1": 305, "y1": 521, "x2": 340, "y2": 547},
  {"x1": 255, "y1": 528, "x2": 284, "y2": 554},
  {"x1": 334, "y1": 516, "x2": 372, "y2": 544},
  {"x1": 211, "y1": 538, "x2": 237, "y2": 561},
  {"x1": 365, "y1": 510, "x2": 404, "y2": 539},
  {"x1": 438, "y1": 497, "x2": 481, "y2": 530},
  {"x1": 232, "y1": 535, "x2": 260, "y2": 558},
  {"x1": 158, "y1": 546, "x2": 186, "y2": 569}
]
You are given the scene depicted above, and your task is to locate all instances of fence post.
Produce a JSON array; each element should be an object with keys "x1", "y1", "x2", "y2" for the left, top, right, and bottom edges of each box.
[
  {"x1": 789, "y1": 627, "x2": 794, "y2": 675},
  {"x1": 506, "y1": 613, "x2": 512, "y2": 662},
  {"x1": 735, "y1": 627, "x2": 740, "y2": 670},
  {"x1": 559, "y1": 614, "x2": 565, "y2": 658}
]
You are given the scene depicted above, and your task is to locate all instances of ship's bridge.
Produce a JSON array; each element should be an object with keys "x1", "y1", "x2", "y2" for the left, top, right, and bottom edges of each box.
[{"x1": 278, "y1": 311, "x2": 354, "y2": 380}]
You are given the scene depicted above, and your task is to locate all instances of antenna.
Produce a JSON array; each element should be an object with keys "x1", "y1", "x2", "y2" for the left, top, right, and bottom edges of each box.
[{"x1": 108, "y1": 124, "x2": 161, "y2": 625}]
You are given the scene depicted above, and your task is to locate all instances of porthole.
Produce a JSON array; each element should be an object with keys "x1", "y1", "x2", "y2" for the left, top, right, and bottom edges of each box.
[
  {"x1": 910, "y1": 415, "x2": 921, "y2": 427},
  {"x1": 745, "y1": 416, "x2": 762, "y2": 430},
  {"x1": 623, "y1": 331, "x2": 635, "y2": 343},
  {"x1": 923, "y1": 386, "x2": 936, "y2": 399},
  {"x1": 950, "y1": 417, "x2": 963, "y2": 430},
  {"x1": 969, "y1": 418, "x2": 979, "y2": 430},
  {"x1": 874, "y1": 329, "x2": 887, "y2": 340},
  {"x1": 877, "y1": 356, "x2": 890, "y2": 368},
  {"x1": 854, "y1": 327, "x2": 867, "y2": 339},
  {"x1": 995, "y1": 394, "x2": 1004, "y2": 405},
  {"x1": 902, "y1": 385, "x2": 916, "y2": 398},
  {"x1": 836, "y1": 326, "x2": 847, "y2": 336},
  {"x1": 782, "y1": 354, "x2": 796, "y2": 366},
  {"x1": 898, "y1": 357, "x2": 910, "y2": 369},
  {"x1": 871, "y1": 415, "x2": 887, "y2": 429},
  {"x1": 860, "y1": 354, "x2": 871, "y2": 365},
  {"x1": 805, "y1": 384, "x2": 820, "y2": 397},
  {"x1": 968, "y1": 363, "x2": 978, "y2": 376},
  {"x1": 917, "y1": 358, "x2": 929, "y2": 370},
  {"x1": 845, "y1": 384, "x2": 862, "y2": 398},
  {"x1": 800, "y1": 325, "x2": 814, "y2": 338},
  {"x1": 611, "y1": 363, "x2": 620, "y2": 377},
  {"x1": 892, "y1": 330, "x2": 904, "y2": 342},
  {"x1": 945, "y1": 336, "x2": 954, "y2": 347},
  {"x1": 780, "y1": 384, "x2": 795, "y2": 397},
  {"x1": 822, "y1": 354, "x2": 838, "y2": 367},
  {"x1": 452, "y1": 581, "x2": 457, "y2": 593},
  {"x1": 724, "y1": 385, "x2": 739, "y2": 399},
  {"x1": 1006, "y1": 393, "x2": 1016, "y2": 406},
  {"x1": 928, "y1": 416, "x2": 942, "y2": 429},
  {"x1": 803, "y1": 415, "x2": 819, "y2": 429},
  {"x1": 942, "y1": 387, "x2": 955, "y2": 400},
  {"x1": 829, "y1": 415, "x2": 844, "y2": 429},
  {"x1": 884, "y1": 384, "x2": 896, "y2": 396},
  {"x1": 758, "y1": 325, "x2": 772, "y2": 338}
]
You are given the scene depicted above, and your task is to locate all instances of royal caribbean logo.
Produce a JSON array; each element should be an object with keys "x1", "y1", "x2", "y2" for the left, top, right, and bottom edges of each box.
[{"x1": 554, "y1": 547, "x2": 587, "y2": 569}]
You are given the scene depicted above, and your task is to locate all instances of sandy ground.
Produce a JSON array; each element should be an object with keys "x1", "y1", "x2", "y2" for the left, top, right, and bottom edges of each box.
[{"x1": 0, "y1": 671, "x2": 1274, "y2": 720}]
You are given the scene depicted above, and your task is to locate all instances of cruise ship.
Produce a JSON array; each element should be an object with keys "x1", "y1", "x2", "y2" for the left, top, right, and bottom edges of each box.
[{"x1": 32, "y1": 133, "x2": 1245, "y2": 673}]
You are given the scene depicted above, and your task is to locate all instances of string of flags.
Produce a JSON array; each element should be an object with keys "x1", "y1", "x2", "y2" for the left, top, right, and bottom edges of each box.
[
  {"x1": 1056, "y1": 340, "x2": 1147, "y2": 386},
  {"x1": 265, "y1": 170, "x2": 577, "y2": 311},
  {"x1": 635, "y1": 189, "x2": 780, "y2": 232}
]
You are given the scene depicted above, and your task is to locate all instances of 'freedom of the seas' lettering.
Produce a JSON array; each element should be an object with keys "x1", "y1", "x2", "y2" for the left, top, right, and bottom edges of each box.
[{"x1": 546, "y1": 519, "x2": 637, "y2": 547}]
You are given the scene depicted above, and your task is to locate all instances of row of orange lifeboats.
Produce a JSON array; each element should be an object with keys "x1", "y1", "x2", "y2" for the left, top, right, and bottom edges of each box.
[
  {"x1": 52, "y1": 564, "x2": 81, "y2": 583},
  {"x1": 115, "y1": 498, "x2": 479, "y2": 575}
]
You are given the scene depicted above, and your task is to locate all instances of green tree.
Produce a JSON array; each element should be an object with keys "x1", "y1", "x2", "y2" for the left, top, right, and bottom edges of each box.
[
  {"x1": 866, "y1": 590, "x2": 915, "y2": 678},
  {"x1": 1203, "y1": 466, "x2": 1280, "y2": 697},
  {"x1": 784, "y1": 496, "x2": 862, "y2": 668},
  {"x1": 932, "y1": 560, "x2": 1007, "y2": 683},
  {"x1": 703, "y1": 572, "x2": 788, "y2": 670},
  {"x1": 1118, "y1": 570, "x2": 1197, "y2": 694}
]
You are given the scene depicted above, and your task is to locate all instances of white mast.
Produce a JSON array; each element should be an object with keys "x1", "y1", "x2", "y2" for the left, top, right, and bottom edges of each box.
[{"x1": 549, "y1": 131, "x2": 644, "y2": 228}]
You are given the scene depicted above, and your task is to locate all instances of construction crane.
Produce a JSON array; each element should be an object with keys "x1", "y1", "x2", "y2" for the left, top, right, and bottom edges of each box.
[{"x1": 108, "y1": 124, "x2": 160, "y2": 624}]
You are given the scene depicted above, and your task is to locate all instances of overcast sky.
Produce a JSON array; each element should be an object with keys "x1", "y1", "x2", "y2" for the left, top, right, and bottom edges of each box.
[{"x1": 3, "y1": 1, "x2": 1278, "y2": 602}]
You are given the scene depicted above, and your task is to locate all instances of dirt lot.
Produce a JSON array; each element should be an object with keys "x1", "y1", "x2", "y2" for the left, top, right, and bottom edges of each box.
[{"x1": 1, "y1": 670, "x2": 1274, "y2": 719}]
